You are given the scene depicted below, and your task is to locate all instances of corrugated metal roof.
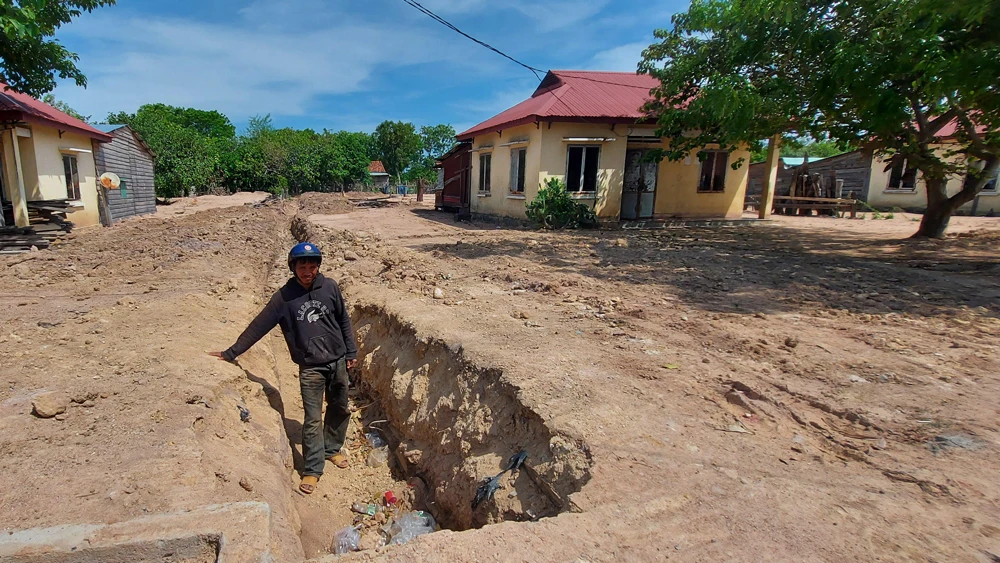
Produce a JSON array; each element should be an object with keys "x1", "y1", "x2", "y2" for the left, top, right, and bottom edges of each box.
[
  {"x1": 458, "y1": 70, "x2": 660, "y2": 140},
  {"x1": 0, "y1": 83, "x2": 112, "y2": 142}
]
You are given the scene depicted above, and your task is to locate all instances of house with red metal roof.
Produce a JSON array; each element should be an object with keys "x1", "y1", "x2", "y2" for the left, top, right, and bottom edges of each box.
[
  {"x1": 368, "y1": 160, "x2": 390, "y2": 191},
  {"x1": 455, "y1": 70, "x2": 751, "y2": 222},
  {"x1": 1, "y1": 83, "x2": 112, "y2": 229}
]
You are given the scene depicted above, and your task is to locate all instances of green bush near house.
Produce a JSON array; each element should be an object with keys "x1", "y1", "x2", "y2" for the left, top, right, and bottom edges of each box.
[{"x1": 525, "y1": 178, "x2": 598, "y2": 229}]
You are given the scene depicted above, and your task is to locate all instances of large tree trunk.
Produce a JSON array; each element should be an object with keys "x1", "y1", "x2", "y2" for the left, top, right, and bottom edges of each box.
[{"x1": 913, "y1": 176, "x2": 977, "y2": 239}]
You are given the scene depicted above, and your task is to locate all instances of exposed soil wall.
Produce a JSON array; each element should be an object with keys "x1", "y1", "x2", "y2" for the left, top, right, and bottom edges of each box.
[{"x1": 350, "y1": 300, "x2": 593, "y2": 530}]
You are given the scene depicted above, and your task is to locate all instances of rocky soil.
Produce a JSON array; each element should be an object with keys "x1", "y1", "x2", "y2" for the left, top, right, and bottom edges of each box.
[{"x1": 2, "y1": 193, "x2": 998, "y2": 562}]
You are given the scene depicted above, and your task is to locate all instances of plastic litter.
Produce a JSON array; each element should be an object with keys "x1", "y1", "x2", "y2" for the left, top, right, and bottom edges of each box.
[
  {"x1": 472, "y1": 473, "x2": 504, "y2": 509},
  {"x1": 352, "y1": 502, "x2": 378, "y2": 516},
  {"x1": 504, "y1": 449, "x2": 528, "y2": 472},
  {"x1": 387, "y1": 511, "x2": 436, "y2": 545},
  {"x1": 366, "y1": 446, "x2": 389, "y2": 467},
  {"x1": 384, "y1": 490, "x2": 398, "y2": 506},
  {"x1": 331, "y1": 525, "x2": 361, "y2": 554},
  {"x1": 365, "y1": 432, "x2": 386, "y2": 449},
  {"x1": 473, "y1": 447, "x2": 529, "y2": 509}
]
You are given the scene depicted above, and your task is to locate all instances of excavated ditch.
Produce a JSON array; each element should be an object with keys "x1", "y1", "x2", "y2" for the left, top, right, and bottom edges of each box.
[
  {"x1": 350, "y1": 303, "x2": 594, "y2": 532},
  {"x1": 282, "y1": 214, "x2": 593, "y2": 553}
]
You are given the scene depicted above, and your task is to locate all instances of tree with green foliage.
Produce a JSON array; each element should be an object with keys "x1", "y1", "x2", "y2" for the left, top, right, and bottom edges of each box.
[
  {"x1": 373, "y1": 121, "x2": 423, "y2": 184},
  {"x1": 41, "y1": 93, "x2": 90, "y2": 122},
  {"x1": 405, "y1": 124, "x2": 456, "y2": 182},
  {"x1": 750, "y1": 137, "x2": 848, "y2": 163},
  {"x1": 326, "y1": 130, "x2": 373, "y2": 188},
  {"x1": 640, "y1": 0, "x2": 1000, "y2": 238},
  {"x1": 108, "y1": 104, "x2": 229, "y2": 197},
  {"x1": 0, "y1": 0, "x2": 116, "y2": 97}
]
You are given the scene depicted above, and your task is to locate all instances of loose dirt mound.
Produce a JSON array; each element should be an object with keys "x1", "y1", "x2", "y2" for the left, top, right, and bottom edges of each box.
[{"x1": 3, "y1": 192, "x2": 998, "y2": 562}]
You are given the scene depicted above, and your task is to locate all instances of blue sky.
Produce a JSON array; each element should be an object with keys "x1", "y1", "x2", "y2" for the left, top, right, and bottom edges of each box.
[{"x1": 51, "y1": 0, "x2": 685, "y2": 134}]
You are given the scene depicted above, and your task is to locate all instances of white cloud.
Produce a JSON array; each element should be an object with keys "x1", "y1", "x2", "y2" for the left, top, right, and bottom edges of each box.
[
  {"x1": 587, "y1": 41, "x2": 649, "y2": 72},
  {"x1": 510, "y1": 0, "x2": 610, "y2": 31},
  {"x1": 451, "y1": 76, "x2": 539, "y2": 131},
  {"x1": 52, "y1": 7, "x2": 468, "y2": 122}
]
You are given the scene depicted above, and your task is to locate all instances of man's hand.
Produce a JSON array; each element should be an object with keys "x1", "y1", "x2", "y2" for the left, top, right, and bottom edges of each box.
[
  {"x1": 208, "y1": 351, "x2": 229, "y2": 361},
  {"x1": 347, "y1": 358, "x2": 358, "y2": 371}
]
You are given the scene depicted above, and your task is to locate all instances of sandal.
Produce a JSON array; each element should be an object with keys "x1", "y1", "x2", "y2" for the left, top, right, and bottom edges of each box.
[
  {"x1": 299, "y1": 475, "x2": 319, "y2": 494},
  {"x1": 327, "y1": 452, "x2": 349, "y2": 469}
]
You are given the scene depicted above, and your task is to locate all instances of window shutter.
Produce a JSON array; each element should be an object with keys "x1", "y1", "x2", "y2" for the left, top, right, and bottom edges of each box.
[{"x1": 510, "y1": 150, "x2": 518, "y2": 192}]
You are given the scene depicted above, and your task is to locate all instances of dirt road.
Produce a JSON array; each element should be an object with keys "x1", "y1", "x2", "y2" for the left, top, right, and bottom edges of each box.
[{"x1": 2, "y1": 194, "x2": 998, "y2": 561}]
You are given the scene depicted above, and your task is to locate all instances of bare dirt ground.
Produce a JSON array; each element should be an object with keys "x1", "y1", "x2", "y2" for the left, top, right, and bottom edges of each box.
[
  {"x1": 2, "y1": 193, "x2": 999, "y2": 562},
  {"x1": 152, "y1": 191, "x2": 272, "y2": 218}
]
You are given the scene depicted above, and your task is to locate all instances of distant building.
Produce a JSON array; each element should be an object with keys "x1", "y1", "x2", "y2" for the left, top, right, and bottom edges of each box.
[
  {"x1": 0, "y1": 83, "x2": 112, "y2": 228},
  {"x1": 92, "y1": 124, "x2": 157, "y2": 224},
  {"x1": 368, "y1": 161, "x2": 390, "y2": 191},
  {"x1": 747, "y1": 139, "x2": 999, "y2": 215}
]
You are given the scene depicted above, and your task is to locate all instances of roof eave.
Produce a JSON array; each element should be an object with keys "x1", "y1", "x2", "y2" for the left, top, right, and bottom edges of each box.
[
  {"x1": 14, "y1": 113, "x2": 113, "y2": 142},
  {"x1": 458, "y1": 115, "x2": 656, "y2": 141}
]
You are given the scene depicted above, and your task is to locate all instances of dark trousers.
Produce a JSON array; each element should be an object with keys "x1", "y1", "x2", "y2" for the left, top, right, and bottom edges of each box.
[{"x1": 299, "y1": 357, "x2": 350, "y2": 477}]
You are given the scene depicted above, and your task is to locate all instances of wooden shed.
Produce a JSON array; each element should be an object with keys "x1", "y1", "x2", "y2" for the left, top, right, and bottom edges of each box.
[
  {"x1": 92, "y1": 124, "x2": 156, "y2": 225},
  {"x1": 747, "y1": 151, "x2": 874, "y2": 202}
]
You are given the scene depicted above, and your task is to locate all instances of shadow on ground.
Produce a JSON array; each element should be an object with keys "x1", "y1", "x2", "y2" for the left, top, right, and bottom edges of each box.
[{"x1": 412, "y1": 224, "x2": 1000, "y2": 318}]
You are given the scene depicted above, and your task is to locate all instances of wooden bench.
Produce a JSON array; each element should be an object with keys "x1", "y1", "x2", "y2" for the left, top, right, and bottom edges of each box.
[{"x1": 746, "y1": 195, "x2": 860, "y2": 218}]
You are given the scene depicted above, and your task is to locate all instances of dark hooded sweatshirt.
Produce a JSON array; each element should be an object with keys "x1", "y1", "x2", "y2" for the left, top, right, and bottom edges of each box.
[{"x1": 222, "y1": 273, "x2": 357, "y2": 366}]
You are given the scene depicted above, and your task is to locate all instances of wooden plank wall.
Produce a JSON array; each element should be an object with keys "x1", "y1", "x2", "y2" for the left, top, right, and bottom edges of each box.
[
  {"x1": 746, "y1": 150, "x2": 873, "y2": 202},
  {"x1": 94, "y1": 126, "x2": 156, "y2": 224}
]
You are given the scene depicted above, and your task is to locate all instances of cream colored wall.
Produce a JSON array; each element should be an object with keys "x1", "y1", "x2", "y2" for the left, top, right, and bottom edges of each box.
[
  {"x1": 469, "y1": 124, "x2": 542, "y2": 219},
  {"x1": 867, "y1": 150, "x2": 999, "y2": 215},
  {"x1": 640, "y1": 140, "x2": 750, "y2": 219},
  {"x1": 536, "y1": 122, "x2": 626, "y2": 220},
  {"x1": 27, "y1": 127, "x2": 101, "y2": 227}
]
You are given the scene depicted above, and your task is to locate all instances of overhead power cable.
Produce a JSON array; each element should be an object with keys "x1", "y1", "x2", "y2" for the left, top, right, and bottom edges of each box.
[{"x1": 399, "y1": 0, "x2": 544, "y2": 80}]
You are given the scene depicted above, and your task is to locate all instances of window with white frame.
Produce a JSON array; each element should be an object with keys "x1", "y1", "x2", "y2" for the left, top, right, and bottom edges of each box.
[
  {"x1": 479, "y1": 153, "x2": 491, "y2": 193},
  {"x1": 698, "y1": 151, "x2": 728, "y2": 192},
  {"x1": 887, "y1": 159, "x2": 917, "y2": 191},
  {"x1": 62, "y1": 154, "x2": 81, "y2": 200},
  {"x1": 509, "y1": 148, "x2": 526, "y2": 193},
  {"x1": 566, "y1": 145, "x2": 600, "y2": 192}
]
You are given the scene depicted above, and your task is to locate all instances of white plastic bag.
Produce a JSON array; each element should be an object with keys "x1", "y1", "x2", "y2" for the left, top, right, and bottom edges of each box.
[
  {"x1": 387, "y1": 511, "x2": 436, "y2": 545},
  {"x1": 366, "y1": 446, "x2": 389, "y2": 467},
  {"x1": 332, "y1": 525, "x2": 360, "y2": 554}
]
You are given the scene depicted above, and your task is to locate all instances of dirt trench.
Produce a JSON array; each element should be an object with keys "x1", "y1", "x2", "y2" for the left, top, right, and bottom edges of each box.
[
  {"x1": 250, "y1": 213, "x2": 595, "y2": 557},
  {"x1": 350, "y1": 302, "x2": 593, "y2": 531}
]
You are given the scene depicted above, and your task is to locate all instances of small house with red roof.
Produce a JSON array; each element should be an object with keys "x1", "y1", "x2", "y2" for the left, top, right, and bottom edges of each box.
[
  {"x1": 1, "y1": 83, "x2": 112, "y2": 228},
  {"x1": 456, "y1": 70, "x2": 751, "y2": 222},
  {"x1": 368, "y1": 160, "x2": 390, "y2": 191}
]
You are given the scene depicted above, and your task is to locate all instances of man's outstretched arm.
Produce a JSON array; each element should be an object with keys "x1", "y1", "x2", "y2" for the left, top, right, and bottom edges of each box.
[{"x1": 209, "y1": 296, "x2": 281, "y2": 362}]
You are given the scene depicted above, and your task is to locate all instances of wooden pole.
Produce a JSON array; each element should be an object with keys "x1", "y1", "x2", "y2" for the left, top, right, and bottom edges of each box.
[
  {"x1": 758, "y1": 134, "x2": 782, "y2": 219},
  {"x1": 9, "y1": 129, "x2": 30, "y2": 227}
]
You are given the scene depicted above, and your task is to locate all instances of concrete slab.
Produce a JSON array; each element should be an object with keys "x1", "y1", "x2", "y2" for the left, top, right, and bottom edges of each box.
[{"x1": 0, "y1": 502, "x2": 274, "y2": 563}]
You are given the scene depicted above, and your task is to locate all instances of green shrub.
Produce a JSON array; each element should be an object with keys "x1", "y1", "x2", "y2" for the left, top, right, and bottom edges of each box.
[{"x1": 525, "y1": 178, "x2": 598, "y2": 229}]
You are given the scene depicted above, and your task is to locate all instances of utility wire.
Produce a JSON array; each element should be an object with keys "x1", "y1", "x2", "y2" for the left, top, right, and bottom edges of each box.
[{"x1": 399, "y1": 0, "x2": 544, "y2": 80}]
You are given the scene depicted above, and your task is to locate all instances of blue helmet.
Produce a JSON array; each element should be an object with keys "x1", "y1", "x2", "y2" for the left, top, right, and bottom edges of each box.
[{"x1": 288, "y1": 242, "x2": 322, "y2": 271}]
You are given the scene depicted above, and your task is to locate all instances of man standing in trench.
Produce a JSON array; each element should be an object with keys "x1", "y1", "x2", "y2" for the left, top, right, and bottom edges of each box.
[{"x1": 209, "y1": 242, "x2": 357, "y2": 494}]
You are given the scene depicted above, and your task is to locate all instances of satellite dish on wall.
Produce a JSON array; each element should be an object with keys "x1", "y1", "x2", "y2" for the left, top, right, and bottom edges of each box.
[{"x1": 99, "y1": 172, "x2": 121, "y2": 189}]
